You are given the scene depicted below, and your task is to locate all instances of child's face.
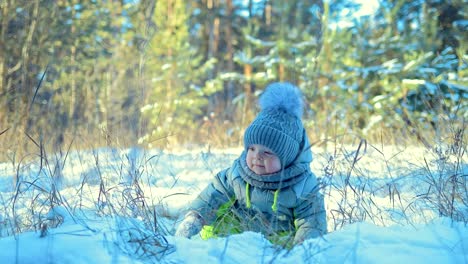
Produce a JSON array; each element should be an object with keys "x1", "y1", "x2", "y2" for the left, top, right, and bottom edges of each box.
[{"x1": 246, "y1": 144, "x2": 281, "y2": 175}]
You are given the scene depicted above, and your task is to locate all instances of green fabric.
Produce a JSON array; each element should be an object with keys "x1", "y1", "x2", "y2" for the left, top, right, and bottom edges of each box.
[
  {"x1": 201, "y1": 220, "x2": 294, "y2": 248},
  {"x1": 271, "y1": 189, "x2": 279, "y2": 212},
  {"x1": 245, "y1": 183, "x2": 251, "y2": 208},
  {"x1": 268, "y1": 230, "x2": 295, "y2": 249},
  {"x1": 200, "y1": 211, "x2": 241, "y2": 239},
  {"x1": 199, "y1": 198, "x2": 295, "y2": 248},
  {"x1": 200, "y1": 197, "x2": 240, "y2": 240},
  {"x1": 199, "y1": 225, "x2": 215, "y2": 240}
]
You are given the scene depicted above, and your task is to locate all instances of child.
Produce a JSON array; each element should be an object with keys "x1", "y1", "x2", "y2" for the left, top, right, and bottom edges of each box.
[{"x1": 175, "y1": 82, "x2": 327, "y2": 246}]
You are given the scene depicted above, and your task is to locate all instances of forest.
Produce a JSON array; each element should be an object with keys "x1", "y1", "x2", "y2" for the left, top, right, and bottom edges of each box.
[
  {"x1": 0, "y1": 1, "x2": 467, "y2": 262},
  {"x1": 0, "y1": 0, "x2": 466, "y2": 161}
]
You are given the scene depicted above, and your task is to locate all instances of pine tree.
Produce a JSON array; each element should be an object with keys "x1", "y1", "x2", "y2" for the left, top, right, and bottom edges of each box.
[{"x1": 139, "y1": 0, "x2": 216, "y2": 147}]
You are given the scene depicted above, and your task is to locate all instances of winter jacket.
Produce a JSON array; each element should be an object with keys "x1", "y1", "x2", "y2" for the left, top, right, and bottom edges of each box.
[{"x1": 187, "y1": 134, "x2": 327, "y2": 245}]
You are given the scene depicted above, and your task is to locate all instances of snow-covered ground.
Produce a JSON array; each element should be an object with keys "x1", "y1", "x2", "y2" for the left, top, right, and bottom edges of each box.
[{"x1": 0, "y1": 144, "x2": 466, "y2": 263}]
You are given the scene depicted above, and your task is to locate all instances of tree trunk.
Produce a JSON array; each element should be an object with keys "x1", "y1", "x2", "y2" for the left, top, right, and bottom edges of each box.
[
  {"x1": 0, "y1": 1, "x2": 9, "y2": 126},
  {"x1": 278, "y1": 63, "x2": 285, "y2": 81},
  {"x1": 18, "y1": 0, "x2": 39, "y2": 131},
  {"x1": 224, "y1": 0, "x2": 235, "y2": 118},
  {"x1": 241, "y1": 63, "x2": 253, "y2": 144},
  {"x1": 13, "y1": 0, "x2": 40, "y2": 184},
  {"x1": 20, "y1": 0, "x2": 40, "y2": 108},
  {"x1": 265, "y1": 1, "x2": 272, "y2": 26},
  {"x1": 69, "y1": 0, "x2": 77, "y2": 129},
  {"x1": 207, "y1": 0, "x2": 218, "y2": 80}
]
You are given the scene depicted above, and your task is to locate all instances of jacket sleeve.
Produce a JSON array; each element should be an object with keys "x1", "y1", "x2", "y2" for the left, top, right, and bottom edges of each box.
[
  {"x1": 292, "y1": 181, "x2": 327, "y2": 245},
  {"x1": 187, "y1": 168, "x2": 234, "y2": 225}
]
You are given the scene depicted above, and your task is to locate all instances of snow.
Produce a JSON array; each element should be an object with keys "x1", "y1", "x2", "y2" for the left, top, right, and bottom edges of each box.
[{"x1": 0, "y1": 145, "x2": 467, "y2": 263}]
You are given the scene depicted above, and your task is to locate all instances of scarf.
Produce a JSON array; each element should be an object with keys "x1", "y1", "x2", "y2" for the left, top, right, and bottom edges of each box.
[{"x1": 236, "y1": 151, "x2": 309, "y2": 190}]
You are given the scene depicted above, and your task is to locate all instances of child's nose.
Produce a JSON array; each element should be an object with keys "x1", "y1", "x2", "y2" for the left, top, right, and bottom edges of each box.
[{"x1": 255, "y1": 152, "x2": 264, "y2": 160}]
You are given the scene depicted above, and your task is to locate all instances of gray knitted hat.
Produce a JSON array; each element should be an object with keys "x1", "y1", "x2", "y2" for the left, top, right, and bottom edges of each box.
[{"x1": 244, "y1": 82, "x2": 305, "y2": 168}]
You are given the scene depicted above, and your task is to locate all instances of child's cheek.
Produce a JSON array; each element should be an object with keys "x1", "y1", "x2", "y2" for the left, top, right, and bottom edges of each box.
[
  {"x1": 246, "y1": 157, "x2": 254, "y2": 170},
  {"x1": 263, "y1": 161, "x2": 274, "y2": 174},
  {"x1": 267, "y1": 159, "x2": 281, "y2": 173}
]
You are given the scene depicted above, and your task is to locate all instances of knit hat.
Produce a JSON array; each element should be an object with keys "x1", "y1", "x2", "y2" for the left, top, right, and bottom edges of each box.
[{"x1": 244, "y1": 82, "x2": 305, "y2": 168}]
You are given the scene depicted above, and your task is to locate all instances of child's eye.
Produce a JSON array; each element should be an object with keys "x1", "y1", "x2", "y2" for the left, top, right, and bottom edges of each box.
[
  {"x1": 248, "y1": 146, "x2": 255, "y2": 151},
  {"x1": 264, "y1": 151, "x2": 273, "y2": 156}
]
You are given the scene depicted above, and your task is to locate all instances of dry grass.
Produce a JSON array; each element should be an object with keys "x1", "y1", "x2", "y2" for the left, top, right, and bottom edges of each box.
[
  {"x1": 0, "y1": 105, "x2": 466, "y2": 262},
  {"x1": 317, "y1": 120, "x2": 467, "y2": 231},
  {"x1": 0, "y1": 135, "x2": 175, "y2": 260}
]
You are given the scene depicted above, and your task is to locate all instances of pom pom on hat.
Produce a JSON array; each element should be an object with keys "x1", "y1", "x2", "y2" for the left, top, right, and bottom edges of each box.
[
  {"x1": 259, "y1": 82, "x2": 304, "y2": 119},
  {"x1": 244, "y1": 82, "x2": 305, "y2": 168}
]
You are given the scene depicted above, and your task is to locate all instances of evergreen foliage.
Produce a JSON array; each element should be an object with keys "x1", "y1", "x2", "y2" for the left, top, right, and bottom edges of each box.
[
  {"x1": 0, "y1": 0, "x2": 465, "y2": 158},
  {"x1": 138, "y1": 0, "x2": 219, "y2": 147}
]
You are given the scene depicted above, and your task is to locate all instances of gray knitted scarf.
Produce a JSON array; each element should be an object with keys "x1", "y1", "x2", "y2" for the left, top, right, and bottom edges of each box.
[{"x1": 237, "y1": 151, "x2": 309, "y2": 190}]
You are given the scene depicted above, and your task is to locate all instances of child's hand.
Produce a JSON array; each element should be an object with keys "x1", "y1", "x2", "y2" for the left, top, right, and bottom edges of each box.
[{"x1": 175, "y1": 211, "x2": 204, "y2": 238}]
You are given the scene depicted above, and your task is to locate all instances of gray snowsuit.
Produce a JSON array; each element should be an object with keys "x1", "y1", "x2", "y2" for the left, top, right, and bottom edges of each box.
[{"x1": 188, "y1": 136, "x2": 327, "y2": 245}]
